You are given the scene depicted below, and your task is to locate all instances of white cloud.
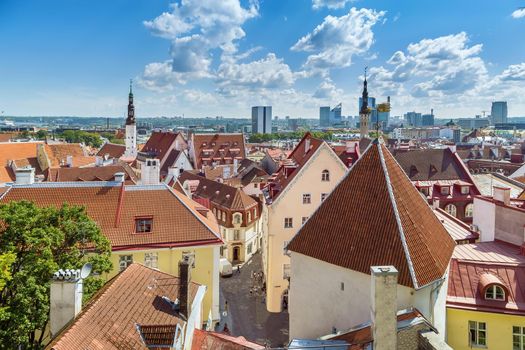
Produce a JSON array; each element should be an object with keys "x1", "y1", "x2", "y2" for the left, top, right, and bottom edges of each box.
[
  {"x1": 312, "y1": 0, "x2": 354, "y2": 10},
  {"x1": 512, "y1": 8, "x2": 525, "y2": 19},
  {"x1": 498, "y1": 62, "x2": 525, "y2": 81},
  {"x1": 313, "y1": 79, "x2": 343, "y2": 101},
  {"x1": 291, "y1": 8, "x2": 385, "y2": 72}
]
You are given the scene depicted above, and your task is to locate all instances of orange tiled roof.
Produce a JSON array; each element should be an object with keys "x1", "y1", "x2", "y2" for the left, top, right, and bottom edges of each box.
[
  {"x1": 192, "y1": 133, "x2": 246, "y2": 169},
  {"x1": 191, "y1": 329, "x2": 264, "y2": 350},
  {"x1": 97, "y1": 142, "x2": 126, "y2": 159},
  {"x1": 0, "y1": 183, "x2": 221, "y2": 250},
  {"x1": 47, "y1": 263, "x2": 200, "y2": 349},
  {"x1": 46, "y1": 164, "x2": 138, "y2": 184},
  {"x1": 0, "y1": 142, "x2": 42, "y2": 182},
  {"x1": 44, "y1": 143, "x2": 91, "y2": 167},
  {"x1": 142, "y1": 131, "x2": 184, "y2": 163},
  {"x1": 287, "y1": 139, "x2": 456, "y2": 289}
]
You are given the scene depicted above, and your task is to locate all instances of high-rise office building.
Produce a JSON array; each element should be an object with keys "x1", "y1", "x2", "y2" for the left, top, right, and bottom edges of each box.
[
  {"x1": 422, "y1": 109, "x2": 435, "y2": 126},
  {"x1": 359, "y1": 97, "x2": 376, "y2": 113},
  {"x1": 251, "y1": 106, "x2": 272, "y2": 134},
  {"x1": 404, "y1": 111, "x2": 423, "y2": 127},
  {"x1": 330, "y1": 103, "x2": 342, "y2": 125},
  {"x1": 491, "y1": 101, "x2": 508, "y2": 125},
  {"x1": 320, "y1": 106, "x2": 330, "y2": 127}
]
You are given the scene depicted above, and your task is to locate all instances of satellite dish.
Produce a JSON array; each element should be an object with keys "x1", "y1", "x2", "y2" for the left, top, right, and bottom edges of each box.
[{"x1": 80, "y1": 263, "x2": 92, "y2": 279}]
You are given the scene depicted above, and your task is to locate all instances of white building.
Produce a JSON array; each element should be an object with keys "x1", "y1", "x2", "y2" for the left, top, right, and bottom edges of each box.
[{"x1": 286, "y1": 138, "x2": 456, "y2": 340}]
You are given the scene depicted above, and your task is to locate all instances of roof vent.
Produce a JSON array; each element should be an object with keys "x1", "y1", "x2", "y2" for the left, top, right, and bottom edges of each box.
[{"x1": 226, "y1": 194, "x2": 230, "y2": 199}]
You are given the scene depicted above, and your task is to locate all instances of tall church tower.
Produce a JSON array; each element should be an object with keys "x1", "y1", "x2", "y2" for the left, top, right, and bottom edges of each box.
[
  {"x1": 124, "y1": 79, "x2": 137, "y2": 158},
  {"x1": 359, "y1": 69, "x2": 370, "y2": 139}
]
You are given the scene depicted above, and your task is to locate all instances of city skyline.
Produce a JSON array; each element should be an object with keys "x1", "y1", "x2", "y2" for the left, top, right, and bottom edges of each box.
[{"x1": 1, "y1": 0, "x2": 525, "y2": 119}]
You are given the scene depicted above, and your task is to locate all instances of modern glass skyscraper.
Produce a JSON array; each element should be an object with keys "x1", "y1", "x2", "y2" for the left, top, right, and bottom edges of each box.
[
  {"x1": 491, "y1": 101, "x2": 508, "y2": 124},
  {"x1": 330, "y1": 103, "x2": 342, "y2": 125},
  {"x1": 251, "y1": 106, "x2": 272, "y2": 134},
  {"x1": 319, "y1": 106, "x2": 330, "y2": 127}
]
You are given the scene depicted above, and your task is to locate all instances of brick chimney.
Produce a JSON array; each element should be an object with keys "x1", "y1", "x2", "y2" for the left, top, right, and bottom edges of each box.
[
  {"x1": 370, "y1": 266, "x2": 398, "y2": 350},
  {"x1": 49, "y1": 268, "x2": 85, "y2": 336},
  {"x1": 178, "y1": 256, "x2": 192, "y2": 319}
]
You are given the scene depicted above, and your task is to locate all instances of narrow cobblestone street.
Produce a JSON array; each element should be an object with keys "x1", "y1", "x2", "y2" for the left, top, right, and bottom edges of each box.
[{"x1": 218, "y1": 252, "x2": 289, "y2": 347}]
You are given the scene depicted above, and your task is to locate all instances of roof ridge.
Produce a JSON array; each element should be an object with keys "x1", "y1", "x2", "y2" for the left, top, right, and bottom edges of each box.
[{"x1": 378, "y1": 143, "x2": 419, "y2": 289}]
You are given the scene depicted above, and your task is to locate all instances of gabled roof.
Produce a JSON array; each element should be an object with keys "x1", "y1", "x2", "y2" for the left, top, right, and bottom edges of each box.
[
  {"x1": 160, "y1": 149, "x2": 183, "y2": 175},
  {"x1": 191, "y1": 133, "x2": 246, "y2": 169},
  {"x1": 192, "y1": 329, "x2": 264, "y2": 350},
  {"x1": 0, "y1": 142, "x2": 42, "y2": 182},
  {"x1": 266, "y1": 133, "x2": 325, "y2": 201},
  {"x1": 394, "y1": 148, "x2": 472, "y2": 182},
  {"x1": 142, "y1": 131, "x2": 183, "y2": 163},
  {"x1": 43, "y1": 143, "x2": 94, "y2": 168},
  {"x1": 0, "y1": 182, "x2": 221, "y2": 250},
  {"x1": 97, "y1": 142, "x2": 126, "y2": 159},
  {"x1": 178, "y1": 172, "x2": 257, "y2": 211},
  {"x1": 287, "y1": 139, "x2": 456, "y2": 289},
  {"x1": 46, "y1": 164, "x2": 138, "y2": 184},
  {"x1": 47, "y1": 263, "x2": 199, "y2": 349}
]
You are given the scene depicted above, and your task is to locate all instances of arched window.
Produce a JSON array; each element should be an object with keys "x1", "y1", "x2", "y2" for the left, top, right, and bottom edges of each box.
[
  {"x1": 465, "y1": 203, "x2": 474, "y2": 218},
  {"x1": 233, "y1": 212, "x2": 242, "y2": 225},
  {"x1": 321, "y1": 170, "x2": 330, "y2": 182},
  {"x1": 445, "y1": 204, "x2": 457, "y2": 217},
  {"x1": 485, "y1": 285, "x2": 505, "y2": 300}
]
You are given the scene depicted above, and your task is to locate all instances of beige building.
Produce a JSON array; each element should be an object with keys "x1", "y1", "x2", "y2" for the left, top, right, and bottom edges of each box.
[{"x1": 262, "y1": 133, "x2": 347, "y2": 312}]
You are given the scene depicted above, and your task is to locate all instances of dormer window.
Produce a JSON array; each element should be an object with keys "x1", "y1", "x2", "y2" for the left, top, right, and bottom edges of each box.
[
  {"x1": 461, "y1": 186, "x2": 470, "y2": 195},
  {"x1": 419, "y1": 187, "x2": 429, "y2": 196},
  {"x1": 233, "y1": 212, "x2": 242, "y2": 225},
  {"x1": 441, "y1": 186, "x2": 450, "y2": 195},
  {"x1": 485, "y1": 285, "x2": 505, "y2": 301},
  {"x1": 135, "y1": 217, "x2": 153, "y2": 233}
]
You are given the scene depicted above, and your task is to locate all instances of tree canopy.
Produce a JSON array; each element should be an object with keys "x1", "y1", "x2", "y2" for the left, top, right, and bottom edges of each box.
[
  {"x1": 0, "y1": 201, "x2": 112, "y2": 349},
  {"x1": 248, "y1": 131, "x2": 335, "y2": 143},
  {"x1": 60, "y1": 130, "x2": 103, "y2": 148}
]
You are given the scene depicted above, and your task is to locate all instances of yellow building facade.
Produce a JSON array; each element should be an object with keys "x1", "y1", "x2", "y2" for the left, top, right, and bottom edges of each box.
[{"x1": 447, "y1": 308, "x2": 525, "y2": 349}]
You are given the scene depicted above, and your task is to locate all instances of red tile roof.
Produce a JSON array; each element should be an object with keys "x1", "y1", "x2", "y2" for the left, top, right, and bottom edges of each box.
[
  {"x1": 47, "y1": 263, "x2": 199, "y2": 349},
  {"x1": 265, "y1": 133, "x2": 326, "y2": 201},
  {"x1": 43, "y1": 143, "x2": 94, "y2": 168},
  {"x1": 0, "y1": 142, "x2": 42, "y2": 182},
  {"x1": 0, "y1": 183, "x2": 221, "y2": 250},
  {"x1": 191, "y1": 134, "x2": 246, "y2": 169},
  {"x1": 97, "y1": 142, "x2": 126, "y2": 159},
  {"x1": 287, "y1": 139, "x2": 456, "y2": 289},
  {"x1": 142, "y1": 131, "x2": 183, "y2": 163},
  {"x1": 191, "y1": 329, "x2": 264, "y2": 350},
  {"x1": 46, "y1": 164, "x2": 138, "y2": 184},
  {"x1": 447, "y1": 241, "x2": 525, "y2": 315}
]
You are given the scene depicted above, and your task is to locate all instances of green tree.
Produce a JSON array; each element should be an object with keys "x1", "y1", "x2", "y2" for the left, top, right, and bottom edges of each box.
[
  {"x1": 35, "y1": 130, "x2": 48, "y2": 140},
  {"x1": 0, "y1": 201, "x2": 112, "y2": 349}
]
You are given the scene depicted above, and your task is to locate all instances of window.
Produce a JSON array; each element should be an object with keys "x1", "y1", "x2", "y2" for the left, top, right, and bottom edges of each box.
[
  {"x1": 144, "y1": 252, "x2": 158, "y2": 269},
  {"x1": 322, "y1": 170, "x2": 330, "y2": 182},
  {"x1": 233, "y1": 230, "x2": 240, "y2": 241},
  {"x1": 254, "y1": 183, "x2": 258, "y2": 188},
  {"x1": 135, "y1": 218, "x2": 153, "y2": 233},
  {"x1": 247, "y1": 243, "x2": 253, "y2": 254},
  {"x1": 465, "y1": 203, "x2": 474, "y2": 218},
  {"x1": 340, "y1": 282, "x2": 344, "y2": 291},
  {"x1": 469, "y1": 321, "x2": 486, "y2": 347},
  {"x1": 284, "y1": 218, "x2": 293, "y2": 228},
  {"x1": 247, "y1": 212, "x2": 251, "y2": 222},
  {"x1": 485, "y1": 285, "x2": 505, "y2": 300},
  {"x1": 420, "y1": 187, "x2": 429, "y2": 196},
  {"x1": 445, "y1": 204, "x2": 457, "y2": 217},
  {"x1": 461, "y1": 186, "x2": 470, "y2": 195},
  {"x1": 321, "y1": 193, "x2": 328, "y2": 202},
  {"x1": 233, "y1": 213, "x2": 242, "y2": 224},
  {"x1": 303, "y1": 193, "x2": 311, "y2": 204},
  {"x1": 119, "y1": 255, "x2": 133, "y2": 271},
  {"x1": 441, "y1": 186, "x2": 450, "y2": 195},
  {"x1": 254, "y1": 207, "x2": 257, "y2": 218},
  {"x1": 302, "y1": 216, "x2": 309, "y2": 225},
  {"x1": 222, "y1": 211, "x2": 226, "y2": 222},
  {"x1": 513, "y1": 326, "x2": 525, "y2": 350}
]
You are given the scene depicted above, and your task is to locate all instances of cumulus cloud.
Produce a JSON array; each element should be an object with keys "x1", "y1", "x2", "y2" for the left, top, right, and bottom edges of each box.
[
  {"x1": 512, "y1": 8, "x2": 525, "y2": 19},
  {"x1": 312, "y1": 0, "x2": 354, "y2": 10},
  {"x1": 291, "y1": 8, "x2": 385, "y2": 72},
  {"x1": 313, "y1": 79, "x2": 343, "y2": 101},
  {"x1": 498, "y1": 62, "x2": 525, "y2": 81}
]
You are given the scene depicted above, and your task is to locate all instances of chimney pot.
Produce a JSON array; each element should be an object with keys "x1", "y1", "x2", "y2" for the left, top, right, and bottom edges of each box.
[
  {"x1": 371, "y1": 265, "x2": 398, "y2": 350},
  {"x1": 114, "y1": 172, "x2": 125, "y2": 183},
  {"x1": 15, "y1": 167, "x2": 35, "y2": 185},
  {"x1": 178, "y1": 257, "x2": 192, "y2": 319}
]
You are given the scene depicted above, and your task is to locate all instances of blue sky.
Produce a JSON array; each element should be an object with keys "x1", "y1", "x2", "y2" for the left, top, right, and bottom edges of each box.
[{"x1": 1, "y1": 0, "x2": 525, "y2": 119}]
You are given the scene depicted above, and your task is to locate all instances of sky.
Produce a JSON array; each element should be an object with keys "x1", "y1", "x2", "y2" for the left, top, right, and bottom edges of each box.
[{"x1": 1, "y1": 0, "x2": 525, "y2": 119}]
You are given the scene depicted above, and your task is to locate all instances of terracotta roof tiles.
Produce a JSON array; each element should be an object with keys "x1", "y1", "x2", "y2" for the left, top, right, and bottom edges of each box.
[
  {"x1": 191, "y1": 133, "x2": 246, "y2": 169},
  {"x1": 97, "y1": 142, "x2": 126, "y2": 159},
  {"x1": 0, "y1": 142, "x2": 42, "y2": 182},
  {"x1": 287, "y1": 139, "x2": 455, "y2": 289}
]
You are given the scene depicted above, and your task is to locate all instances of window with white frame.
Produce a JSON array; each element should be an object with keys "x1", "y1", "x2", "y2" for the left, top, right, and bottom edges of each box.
[
  {"x1": 135, "y1": 218, "x2": 153, "y2": 233},
  {"x1": 465, "y1": 203, "x2": 474, "y2": 218},
  {"x1": 513, "y1": 326, "x2": 525, "y2": 350},
  {"x1": 469, "y1": 321, "x2": 486, "y2": 347},
  {"x1": 119, "y1": 255, "x2": 133, "y2": 271},
  {"x1": 321, "y1": 193, "x2": 328, "y2": 201},
  {"x1": 322, "y1": 169, "x2": 330, "y2": 182},
  {"x1": 441, "y1": 186, "x2": 450, "y2": 195},
  {"x1": 247, "y1": 242, "x2": 253, "y2": 254},
  {"x1": 303, "y1": 193, "x2": 311, "y2": 204},
  {"x1": 233, "y1": 213, "x2": 242, "y2": 224},
  {"x1": 284, "y1": 218, "x2": 293, "y2": 228},
  {"x1": 144, "y1": 252, "x2": 158, "y2": 269},
  {"x1": 461, "y1": 186, "x2": 470, "y2": 195},
  {"x1": 485, "y1": 285, "x2": 505, "y2": 300},
  {"x1": 233, "y1": 230, "x2": 240, "y2": 241},
  {"x1": 445, "y1": 203, "x2": 457, "y2": 217}
]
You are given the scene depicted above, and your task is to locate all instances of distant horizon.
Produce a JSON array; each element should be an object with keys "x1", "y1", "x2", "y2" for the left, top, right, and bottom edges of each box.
[{"x1": 1, "y1": 0, "x2": 524, "y2": 117}]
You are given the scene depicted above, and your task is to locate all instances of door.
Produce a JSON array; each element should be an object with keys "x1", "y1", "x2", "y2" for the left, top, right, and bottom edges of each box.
[{"x1": 233, "y1": 246, "x2": 240, "y2": 261}]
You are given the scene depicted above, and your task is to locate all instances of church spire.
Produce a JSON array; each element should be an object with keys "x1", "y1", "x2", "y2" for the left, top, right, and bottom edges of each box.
[
  {"x1": 359, "y1": 67, "x2": 370, "y2": 139},
  {"x1": 126, "y1": 79, "x2": 135, "y2": 126},
  {"x1": 360, "y1": 67, "x2": 369, "y2": 115}
]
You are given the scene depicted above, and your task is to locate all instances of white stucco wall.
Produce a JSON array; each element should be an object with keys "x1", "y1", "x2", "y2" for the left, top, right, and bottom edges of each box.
[
  {"x1": 473, "y1": 197, "x2": 496, "y2": 242},
  {"x1": 289, "y1": 252, "x2": 448, "y2": 340}
]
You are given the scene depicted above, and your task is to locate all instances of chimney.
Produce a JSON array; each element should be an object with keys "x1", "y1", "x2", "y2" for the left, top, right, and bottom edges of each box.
[
  {"x1": 141, "y1": 158, "x2": 160, "y2": 185},
  {"x1": 370, "y1": 266, "x2": 398, "y2": 350},
  {"x1": 50, "y1": 267, "x2": 89, "y2": 336},
  {"x1": 66, "y1": 155, "x2": 73, "y2": 167},
  {"x1": 178, "y1": 256, "x2": 193, "y2": 319},
  {"x1": 493, "y1": 186, "x2": 511, "y2": 206},
  {"x1": 432, "y1": 198, "x2": 440, "y2": 209},
  {"x1": 114, "y1": 172, "x2": 125, "y2": 183},
  {"x1": 95, "y1": 156, "x2": 103, "y2": 167},
  {"x1": 168, "y1": 166, "x2": 180, "y2": 179},
  {"x1": 15, "y1": 167, "x2": 35, "y2": 185},
  {"x1": 233, "y1": 158, "x2": 239, "y2": 176},
  {"x1": 305, "y1": 137, "x2": 311, "y2": 154}
]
